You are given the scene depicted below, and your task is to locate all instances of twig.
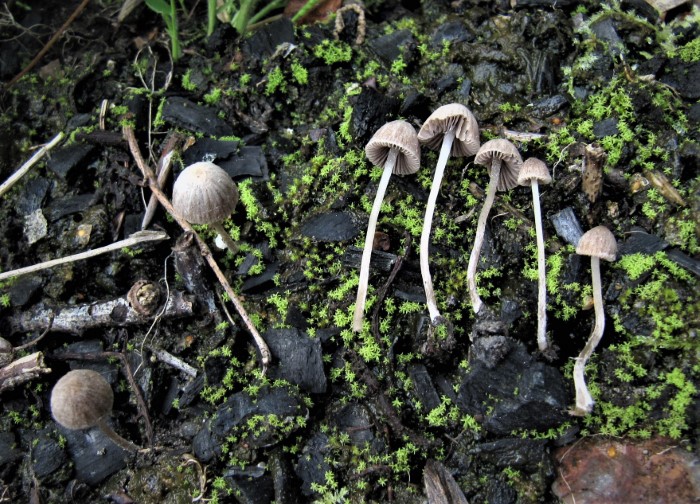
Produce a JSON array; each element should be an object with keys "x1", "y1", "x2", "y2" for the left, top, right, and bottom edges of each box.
[
  {"x1": 0, "y1": 352, "x2": 51, "y2": 394},
  {"x1": 0, "y1": 230, "x2": 168, "y2": 282},
  {"x1": 0, "y1": 132, "x2": 64, "y2": 198},
  {"x1": 142, "y1": 134, "x2": 182, "y2": 229},
  {"x1": 123, "y1": 125, "x2": 271, "y2": 373},
  {"x1": 3, "y1": 0, "x2": 91, "y2": 89},
  {"x1": 149, "y1": 347, "x2": 198, "y2": 377}
]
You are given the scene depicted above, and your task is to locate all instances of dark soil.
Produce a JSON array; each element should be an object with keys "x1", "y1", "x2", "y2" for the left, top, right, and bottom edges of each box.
[{"x1": 1, "y1": 0, "x2": 699, "y2": 502}]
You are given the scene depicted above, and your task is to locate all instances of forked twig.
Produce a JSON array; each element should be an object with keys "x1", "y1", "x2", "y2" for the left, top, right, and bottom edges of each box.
[{"x1": 123, "y1": 125, "x2": 271, "y2": 372}]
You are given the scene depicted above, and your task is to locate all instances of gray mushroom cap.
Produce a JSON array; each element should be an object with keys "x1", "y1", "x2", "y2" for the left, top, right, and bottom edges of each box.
[
  {"x1": 518, "y1": 157, "x2": 552, "y2": 186},
  {"x1": 365, "y1": 120, "x2": 421, "y2": 175},
  {"x1": 576, "y1": 225, "x2": 618, "y2": 262},
  {"x1": 474, "y1": 139, "x2": 523, "y2": 191},
  {"x1": 172, "y1": 162, "x2": 239, "y2": 225},
  {"x1": 51, "y1": 369, "x2": 114, "y2": 430},
  {"x1": 417, "y1": 103, "x2": 480, "y2": 157}
]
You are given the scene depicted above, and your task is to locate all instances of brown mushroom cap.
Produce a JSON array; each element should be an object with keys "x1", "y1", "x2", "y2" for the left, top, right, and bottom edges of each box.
[
  {"x1": 474, "y1": 139, "x2": 523, "y2": 191},
  {"x1": 365, "y1": 120, "x2": 420, "y2": 175},
  {"x1": 417, "y1": 103, "x2": 480, "y2": 157},
  {"x1": 172, "y1": 162, "x2": 239, "y2": 225},
  {"x1": 518, "y1": 157, "x2": 552, "y2": 186},
  {"x1": 51, "y1": 369, "x2": 114, "y2": 430},
  {"x1": 576, "y1": 226, "x2": 617, "y2": 262}
]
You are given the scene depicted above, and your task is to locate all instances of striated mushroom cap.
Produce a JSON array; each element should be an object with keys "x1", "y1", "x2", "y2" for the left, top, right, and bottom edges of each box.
[
  {"x1": 417, "y1": 103, "x2": 480, "y2": 157},
  {"x1": 51, "y1": 369, "x2": 114, "y2": 430},
  {"x1": 365, "y1": 120, "x2": 421, "y2": 175},
  {"x1": 576, "y1": 226, "x2": 617, "y2": 262},
  {"x1": 172, "y1": 162, "x2": 239, "y2": 225},
  {"x1": 518, "y1": 157, "x2": 552, "y2": 186},
  {"x1": 475, "y1": 139, "x2": 523, "y2": 191}
]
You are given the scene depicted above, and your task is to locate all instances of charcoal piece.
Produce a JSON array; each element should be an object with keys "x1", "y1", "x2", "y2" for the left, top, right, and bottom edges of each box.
[
  {"x1": 264, "y1": 328, "x2": 327, "y2": 393},
  {"x1": 590, "y1": 17, "x2": 623, "y2": 55},
  {"x1": 44, "y1": 193, "x2": 95, "y2": 221},
  {"x1": 618, "y1": 227, "x2": 668, "y2": 255},
  {"x1": 17, "y1": 177, "x2": 50, "y2": 214},
  {"x1": 661, "y1": 59, "x2": 700, "y2": 100},
  {"x1": 430, "y1": 20, "x2": 475, "y2": 48},
  {"x1": 342, "y1": 246, "x2": 397, "y2": 272},
  {"x1": 230, "y1": 146, "x2": 268, "y2": 178},
  {"x1": 0, "y1": 432, "x2": 20, "y2": 467},
  {"x1": 332, "y1": 403, "x2": 375, "y2": 447},
  {"x1": 593, "y1": 117, "x2": 619, "y2": 138},
  {"x1": 61, "y1": 426, "x2": 128, "y2": 485},
  {"x1": 240, "y1": 262, "x2": 280, "y2": 293},
  {"x1": 161, "y1": 97, "x2": 233, "y2": 137},
  {"x1": 32, "y1": 431, "x2": 67, "y2": 478},
  {"x1": 667, "y1": 249, "x2": 700, "y2": 277},
  {"x1": 47, "y1": 144, "x2": 95, "y2": 181},
  {"x1": 470, "y1": 438, "x2": 548, "y2": 472},
  {"x1": 550, "y1": 207, "x2": 584, "y2": 246},
  {"x1": 457, "y1": 338, "x2": 568, "y2": 435},
  {"x1": 8, "y1": 275, "x2": 42, "y2": 307},
  {"x1": 269, "y1": 451, "x2": 302, "y2": 504},
  {"x1": 242, "y1": 17, "x2": 294, "y2": 61},
  {"x1": 424, "y1": 459, "x2": 469, "y2": 504},
  {"x1": 192, "y1": 425, "x2": 217, "y2": 463},
  {"x1": 408, "y1": 364, "x2": 441, "y2": 412},
  {"x1": 300, "y1": 211, "x2": 360, "y2": 242},
  {"x1": 369, "y1": 29, "x2": 414, "y2": 64},
  {"x1": 224, "y1": 466, "x2": 274, "y2": 504},
  {"x1": 295, "y1": 432, "x2": 332, "y2": 496},
  {"x1": 350, "y1": 88, "x2": 400, "y2": 144},
  {"x1": 530, "y1": 94, "x2": 568, "y2": 118},
  {"x1": 181, "y1": 138, "x2": 239, "y2": 166}
]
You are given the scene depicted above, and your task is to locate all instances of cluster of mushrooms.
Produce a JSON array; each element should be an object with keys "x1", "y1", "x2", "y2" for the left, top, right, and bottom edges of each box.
[
  {"x1": 48, "y1": 106, "x2": 619, "y2": 451},
  {"x1": 352, "y1": 104, "x2": 618, "y2": 416}
]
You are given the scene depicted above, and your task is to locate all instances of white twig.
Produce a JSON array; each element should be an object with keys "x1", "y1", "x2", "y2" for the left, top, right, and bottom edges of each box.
[
  {"x1": 0, "y1": 132, "x2": 64, "y2": 198},
  {"x1": 0, "y1": 230, "x2": 168, "y2": 281}
]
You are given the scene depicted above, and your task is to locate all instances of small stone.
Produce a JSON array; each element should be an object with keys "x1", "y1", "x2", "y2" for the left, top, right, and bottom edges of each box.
[{"x1": 23, "y1": 208, "x2": 47, "y2": 244}]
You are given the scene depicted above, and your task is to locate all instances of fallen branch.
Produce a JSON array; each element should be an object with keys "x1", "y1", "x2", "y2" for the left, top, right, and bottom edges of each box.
[
  {"x1": 0, "y1": 230, "x2": 169, "y2": 282},
  {"x1": 6, "y1": 289, "x2": 194, "y2": 335},
  {"x1": 123, "y1": 125, "x2": 271, "y2": 372},
  {"x1": 0, "y1": 132, "x2": 64, "y2": 198},
  {"x1": 0, "y1": 352, "x2": 51, "y2": 394}
]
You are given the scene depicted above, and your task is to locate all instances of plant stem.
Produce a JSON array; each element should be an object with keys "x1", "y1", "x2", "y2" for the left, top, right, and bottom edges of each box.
[
  {"x1": 207, "y1": 0, "x2": 217, "y2": 36},
  {"x1": 467, "y1": 159, "x2": 501, "y2": 314},
  {"x1": 531, "y1": 181, "x2": 548, "y2": 351},
  {"x1": 352, "y1": 149, "x2": 398, "y2": 333},
  {"x1": 169, "y1": 0, "x2": 181, "y2": 60},
  {"x1": 572, "y1": 257, "x2": 605, "y2": 415},
  {"x1": 420, "y1": 128, "x2": 455, "y2": 324}
]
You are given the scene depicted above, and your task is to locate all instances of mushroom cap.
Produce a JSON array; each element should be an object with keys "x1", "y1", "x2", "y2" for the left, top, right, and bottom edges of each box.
[
  {"x1": 576, "y1": 225, "x2": 617, "y2": 262},
  {"x1": 51, "y1": 369, "x2": 114, "y2": 430},
  {"x1": 365, "y1": 120, "x2": 421, "y2": 175},
  {"x1": 474, "y1": 139, "x2": 523, "y2": 191},
  {"x1": 417, "y1": 103, "x2": 480, "y2": 157},
  {"x1": 518, "y1": 157, "x2": 552, "y2": 186},
  {"x1": 172, "y1": 162, "x2": 239, "y2": 225}
]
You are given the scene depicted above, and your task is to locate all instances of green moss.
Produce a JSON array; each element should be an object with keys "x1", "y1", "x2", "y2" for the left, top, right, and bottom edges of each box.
[{"x1": 313, "y1": 39, "x2": 353, "y2": 65}]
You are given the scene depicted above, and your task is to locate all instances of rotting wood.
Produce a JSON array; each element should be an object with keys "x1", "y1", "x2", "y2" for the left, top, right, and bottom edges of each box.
[{"x1": 0, "y1": 352, "x2": 51, "y2": 394}]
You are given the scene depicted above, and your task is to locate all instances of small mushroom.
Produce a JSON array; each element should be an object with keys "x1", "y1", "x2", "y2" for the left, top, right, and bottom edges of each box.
[
  {"x1": 417, "y1": 104, "x2": 480, "y2": 324},
  {"x1": 571, "y1": 225, "x2": 617, "y2": 416},
  {"x1": 467, "y1": 139, "x2": 523, "y2": 313},
  {"x1": 172, "y1": 161, "x2": 239, "y2": 254},
  {"x1": 518, "y1": 158, "x2": 552, "y2": 351},
  {"x1": 50, "y1": 369, "x2": 140, "y2": 452},
  {"x1": 352, "y1": 120, "x2": 420, "y2": 332}
]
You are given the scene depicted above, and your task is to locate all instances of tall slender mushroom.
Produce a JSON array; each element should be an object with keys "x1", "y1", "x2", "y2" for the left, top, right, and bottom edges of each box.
[
  {"x1": 467, "y1": 139, "x2": 523, "y2": 313},
  {"x1": 417, "y1": 104, "x2": 480, "y2": 324},
  {"x1": 352, "y1": 120, "x2": 420, "y2": 332},
  {"x1": 571, "y1": 225, "x2": 617, "y2": 416},
  {"x1": 51, "y1": 369, "x2": 141, "y2": 453},
  {"x1": 518, "y1": 158, "x2": 552, "y2": 351},
  {"x1": 172, "y1": 161, "x2": 239, "y2": 254}
]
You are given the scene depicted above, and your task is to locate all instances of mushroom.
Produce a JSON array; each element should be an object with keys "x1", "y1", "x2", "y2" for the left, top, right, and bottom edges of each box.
[
  {"x1": 517, "y1": 158, "x2": 552, "y2": 351},
  {"x1": 571, "y1": 225, "x2": 617, "y2": 416},
  {"x1": 417, "y1": 104, "x2": 480, "y2": 324},
  {"x1": 172, "y1": 161, "x2": 239, "y2": 254},
  {"x1": 352, "y1": 120, "x2": 420, "y2": 332},
  {"x1": 467, "y1": 139, "x2": 523, "y2": 313},
  {"x1": 51, "y1": 369, "x2": 140, "y2": 452}
]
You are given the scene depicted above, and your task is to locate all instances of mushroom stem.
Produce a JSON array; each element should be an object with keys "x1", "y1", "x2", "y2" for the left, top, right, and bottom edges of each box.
[
  {"x1": 96, "y1": 417, "x2": 140, "y2": 453},
  {"x1": 572, "y1": 256, "x2": 604, "y2": 415},
  {"x1": 420, "y1": 128, "x2": 456, "y2": 324},
  {"x1": 353, "y1": 149, "x2": 399, "y2": 332},
  {"x1": 211, "y1": 221, "x2": 239, "y2": 255},
  {"x1": 467, "y1": 158, "x2": 502, "y2": 313},
  {"x1": 531, "y1": 181, "x2": 548, "y2": 351}
]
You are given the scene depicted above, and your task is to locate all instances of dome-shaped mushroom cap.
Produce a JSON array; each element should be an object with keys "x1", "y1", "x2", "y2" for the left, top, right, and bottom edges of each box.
[
  {"x1": 417, "y1": 103, "x2": 480, "y2": 157},
  {"x1": 474, "y1": 139, "x2": 523, "y2": 191},
  {"x1": 172, "y1": 162, "x2": 239, "y2": 225},
  {"x1": 51, "y1": 369, "x2": 114, "y2": 430},
  {"x1": 365, "y1": 120, "x2": 421, "y2": 175},
  {"x1": 576, "y1": 225, "x2": 617, "y2": 262},
  {"x1": 518, "y1": 157, "x2": 551, "y2": 186}
]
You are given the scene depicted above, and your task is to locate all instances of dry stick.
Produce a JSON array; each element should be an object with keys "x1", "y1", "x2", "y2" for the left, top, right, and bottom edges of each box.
[
  {"x1": 0, "y1": 132, "x2": 64, "y2": 198},
  {"x1": 0, "y1": 230, "x2": 168, "y2": 282},
  {"x1": 0, "y1": 352, "x2": 51, "y2": 394},
  {"x1": 3, "y1": 0, "x2": 91, "y2": 89},
  {"x1": 123, "y1": 125, "x2": 271, "y2": 372}
]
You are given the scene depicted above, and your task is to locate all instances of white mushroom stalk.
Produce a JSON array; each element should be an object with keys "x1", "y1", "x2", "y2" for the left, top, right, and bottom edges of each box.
[
  {"x1": 417, "y1": 103, "x2": 480, "y2": 325},
  {"x1": 352, "y1": 120, "x2": 420, "y2": 333},
  {"x1": 571, "y1": 225, "x2": 617, "y2": 416}
]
